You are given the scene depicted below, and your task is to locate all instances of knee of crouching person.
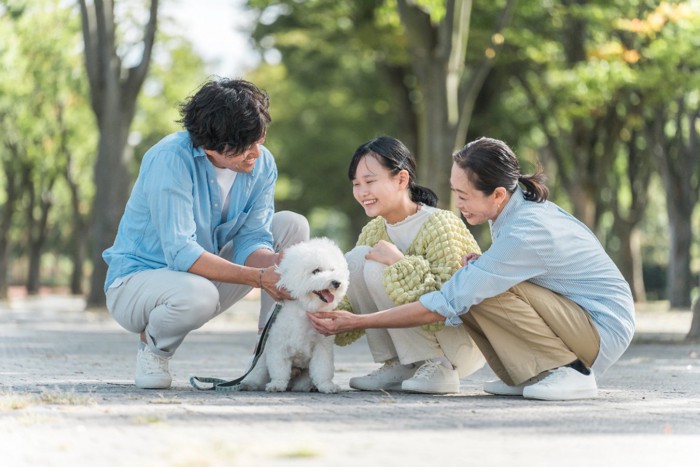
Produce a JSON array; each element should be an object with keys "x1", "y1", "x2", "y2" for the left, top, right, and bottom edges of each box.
[
  {"x1": 175, "y1": 278, "x2": 221, "y2": 327},
  {"x1": 345, "y1": 245, "x2": 372, "y2": 281},
  {"x1": 273, "y1": 211, "x2": 310, "y2": 243}
]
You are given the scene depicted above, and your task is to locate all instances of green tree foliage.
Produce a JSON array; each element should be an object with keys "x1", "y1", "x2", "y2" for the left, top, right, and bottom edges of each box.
[
  {"x1": 244, "y1": 0, "x2": 517, "y2": 242},
  {"x1": 243, "y1": 0, "x2": 700, "y2": 315},
  {"x1": 132, "y1": 31, "x2": 210, "y2": 167},
  {"x1": 623, "y1": 2, "x2": 700, "y2": 310},
  {"x1": 472, "y1": 0, "x2": 700, "y2": 306},
  {"x1": 0, "y1": 0, "x2": 207, "y2": 297},
  {"x1": 245, "y1": 0, "x2": 407, "y2": 245},
  {"x1": 0, "y1": 0, "x2": 96, "y2": 296}
]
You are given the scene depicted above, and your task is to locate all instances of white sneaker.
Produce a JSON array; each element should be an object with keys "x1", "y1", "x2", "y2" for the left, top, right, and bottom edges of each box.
[
  {"x1": 349, "y1": 359, "x2": 416, "y2": 391},
  {"x1": 483, "y1": 379, "x2": 528, "y2": 396},
  {"x1": 401, "y1": 360, "x2": 460, "y2": 394},
  {"x1": 483, "y1": 372, "x2": 549, "y2": 396},
  {"x1": 135, "y1": 346, "x2": 172, "y2": 389},
  {"x1": 523, "y1": 367, "x2": 597, "y2": 401}
]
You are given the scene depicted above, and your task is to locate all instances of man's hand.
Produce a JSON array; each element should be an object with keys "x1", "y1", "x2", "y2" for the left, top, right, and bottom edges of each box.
[
  {"x1": 307, "y1": 310, "x2": 360, "y2": 336},
  {"x1": 260, "y1": 265, "x2": 292, "y2": 302}
]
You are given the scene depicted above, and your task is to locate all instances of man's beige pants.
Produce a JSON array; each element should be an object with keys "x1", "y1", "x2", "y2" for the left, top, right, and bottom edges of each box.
[
  {"x1": 106, "y1": 211, "x2": 309, "y2": 358},
  {"x1": 461, "y1": 281, "x2": 600, "y2": 386}
]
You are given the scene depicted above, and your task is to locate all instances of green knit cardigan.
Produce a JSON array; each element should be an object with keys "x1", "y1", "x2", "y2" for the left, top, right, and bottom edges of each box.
[{"x1": 335, "y1": 209, "x2": 481, "y2": 346}]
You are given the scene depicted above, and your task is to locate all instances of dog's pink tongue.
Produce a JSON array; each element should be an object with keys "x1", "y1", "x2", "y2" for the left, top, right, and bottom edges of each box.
[{"x1": 319, "y1": 290, "x2": 334, "y2": 303}]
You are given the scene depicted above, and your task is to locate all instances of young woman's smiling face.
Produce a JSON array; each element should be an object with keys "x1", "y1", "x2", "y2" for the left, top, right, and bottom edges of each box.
[
  {"x1": 450, "y1": 162, "x2": 504, "y2": 225},
  {"x1": 352, "y1": 155, "x2": 408, "y2": 223}
]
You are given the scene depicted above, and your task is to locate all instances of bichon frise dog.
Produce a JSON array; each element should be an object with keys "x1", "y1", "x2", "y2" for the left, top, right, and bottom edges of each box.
[{"x1": 239, "y1": 237, "x2": 349, "y2": 394}]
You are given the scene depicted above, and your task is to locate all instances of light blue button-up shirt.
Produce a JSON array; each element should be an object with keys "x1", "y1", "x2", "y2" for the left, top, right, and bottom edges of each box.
[
  {"x1": 103, "y1": 131, "x2": 276, "y2": 292},
  {"x1": 420, "y1": 186, "x2": 635, "y2": 374}
]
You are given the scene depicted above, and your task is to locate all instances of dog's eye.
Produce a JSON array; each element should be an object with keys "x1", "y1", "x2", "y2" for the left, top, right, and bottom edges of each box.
[{"x1": 312, "y1": 268, "x2": 321, "y2": 274}]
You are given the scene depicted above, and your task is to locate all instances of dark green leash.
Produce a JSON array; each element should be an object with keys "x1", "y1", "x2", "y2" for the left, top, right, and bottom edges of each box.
[{"x1": 189, "y1": 303, "x2": 282, "y2": 391}]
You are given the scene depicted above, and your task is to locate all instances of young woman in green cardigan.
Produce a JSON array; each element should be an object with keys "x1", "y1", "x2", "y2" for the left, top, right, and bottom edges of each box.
[{"x1": 337, "y1": 136, "x2": 485, "y2": 394}]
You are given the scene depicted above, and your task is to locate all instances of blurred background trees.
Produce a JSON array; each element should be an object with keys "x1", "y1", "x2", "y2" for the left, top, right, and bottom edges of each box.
[{"x1": 1, "y1": 0, "x2": 699, "y2": 339}]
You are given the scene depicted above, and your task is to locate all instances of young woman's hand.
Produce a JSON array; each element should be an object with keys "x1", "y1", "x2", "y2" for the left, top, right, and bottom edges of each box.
[
  {"x1": 365, "y1": 240, "x2": 404, "y2": 266},
  {"x1": 461, "y1": 252, "x2": 481, "y2": 267}
]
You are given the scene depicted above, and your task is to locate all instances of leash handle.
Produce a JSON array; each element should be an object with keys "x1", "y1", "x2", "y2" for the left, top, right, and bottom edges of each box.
[{"x1": 189, "y1": 303, "x2": 282, "y2": 391}]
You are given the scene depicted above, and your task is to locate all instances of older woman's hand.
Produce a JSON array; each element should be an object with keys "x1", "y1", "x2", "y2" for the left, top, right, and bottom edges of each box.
[
  {"x1": 461, "y1": 252, "x2": 481, "y2": 267},
  {"x1": 307, "y1": 310, "x2": 360, "y2": 336}
]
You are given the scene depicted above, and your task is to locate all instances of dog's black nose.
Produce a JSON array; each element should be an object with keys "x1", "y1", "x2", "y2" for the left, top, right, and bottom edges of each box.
[{"x1": 331, "y1": 280, "x2": 341, "y2": 289}]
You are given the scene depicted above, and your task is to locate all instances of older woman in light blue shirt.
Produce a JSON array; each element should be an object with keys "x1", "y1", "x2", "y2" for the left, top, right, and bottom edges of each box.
[{"x1": 309, "y1": 137, "x2": 635, "y2": 401}]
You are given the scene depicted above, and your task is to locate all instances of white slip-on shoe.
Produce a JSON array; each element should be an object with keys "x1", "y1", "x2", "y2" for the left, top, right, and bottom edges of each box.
[
  {"x1": 401, "y1": 360, "x2": 460, "y2": 394},
  {"x1": 483, "y1": 372, "x2": 550, "y2": 396},
  {"x1": 349, "y1": 358, "x2": 416, "y2": 391},
  {"x1": 483, "y1": 379, "x2": 527, "y2": 396},
  {"x1": 523, "y1": 367, "x2": 597, "y2": 401},
  {"x1": 135, "y1": 346, "x2": 172, "y2": 389}
]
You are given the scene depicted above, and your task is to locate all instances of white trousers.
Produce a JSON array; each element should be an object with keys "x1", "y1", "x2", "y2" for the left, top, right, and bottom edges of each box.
[
  {"x1": 345, "y1": 246, "x2": 485, "y2": 377},
  {"x1": 106, "y1": 211, "x2": 309, "y2": 357}
]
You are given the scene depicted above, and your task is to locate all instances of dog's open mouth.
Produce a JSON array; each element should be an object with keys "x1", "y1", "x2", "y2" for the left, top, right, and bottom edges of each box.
[{"x1": 313, "y1": 290, "x2": 335, "y2": 303}]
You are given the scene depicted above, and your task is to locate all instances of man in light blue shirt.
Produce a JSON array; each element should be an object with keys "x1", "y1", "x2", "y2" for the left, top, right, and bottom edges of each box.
[{"x1": 104, "y1": 78, "x2": 308, "y2": 389}]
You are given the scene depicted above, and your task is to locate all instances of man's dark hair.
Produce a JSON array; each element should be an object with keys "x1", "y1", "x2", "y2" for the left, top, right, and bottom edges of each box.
[{"x1": 178, "y1": 78, "x2": 271, "y2": 156}]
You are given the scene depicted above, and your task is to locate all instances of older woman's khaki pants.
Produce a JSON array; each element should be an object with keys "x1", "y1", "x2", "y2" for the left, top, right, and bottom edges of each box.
[{"x1": 460, "y1": 281, "x2": 600, "y2": 386}]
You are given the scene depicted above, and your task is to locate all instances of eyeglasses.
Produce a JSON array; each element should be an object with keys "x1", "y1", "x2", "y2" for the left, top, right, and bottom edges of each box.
[{"x1": 214, "y1": 136, "x2": 266, "y2": 158}]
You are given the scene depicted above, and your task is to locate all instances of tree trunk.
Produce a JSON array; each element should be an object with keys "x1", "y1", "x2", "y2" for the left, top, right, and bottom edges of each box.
[
  {"x1": 0, "y1": 156, "x2": 20, "y2": 300},
  {"x1": 67, "y1": 172, "x2": 88, "y2": 295},
  {"x1": 86, "y1": 113, "x2": 133, "y2": 306},
  {"x1": 79, "y1": 0, "x2": 159, "y2": 308},
  {"x1": 688, "y1": 294, "x2": 700, "y2": 341},
  {"x1": 666, "y1": 215, "x2": 693, "y2": 308},
  {"x1": 395, "y1": 0, "x2": 515, "y2": 208},
  {"x1": 378, "y1": 63, "x2": 419, "y2": 158},
  {"x1": 58, "y1": 105, "x2": 89, "y2": 296},
  {"x1": 26, "y1": 176, "x2": 56, "y2": 295},
  {"x1": 419, "y1": 67, "x2": 454, "y2": 207},
  {"x1": 609, "y1": 128, "x2": 651, "y2": 302},
  {"x1": 613, "y1": 219, "x2": 646, "y2": 302},
  {"x1": 650, "y1": 103, "x2": 699, "y2": 309},
  {"x1": 0, "y1": 136, "x2": 25, "y2": 299}
]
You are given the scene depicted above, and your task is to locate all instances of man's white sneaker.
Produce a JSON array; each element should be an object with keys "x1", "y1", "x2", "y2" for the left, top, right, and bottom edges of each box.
[
  {"x1": 349, "y1": 358, "x2": 416, "y2": 391},
  {"x1": 401, "y1": 360, "x2": 460, "y2": 394},
  {"x1": 523, "y1": 367, "x2": 597, "y2": 401},
  {"x1": 135, "y1": 346, "x2": 172, "y2": 389}
]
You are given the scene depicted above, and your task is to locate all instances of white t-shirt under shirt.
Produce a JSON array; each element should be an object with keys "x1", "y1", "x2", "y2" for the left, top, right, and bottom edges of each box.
[
  {"x1": 214, "y1": 167, "x2": 237, "y2": 222},
  {"x1": 385, "y1": 204, "x2": 438, "y2": 252}
]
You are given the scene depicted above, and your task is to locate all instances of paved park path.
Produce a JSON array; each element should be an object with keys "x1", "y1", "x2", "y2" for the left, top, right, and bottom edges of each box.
[{"x1": 1, "y1": 293, "x2": 699, "y2": 466}]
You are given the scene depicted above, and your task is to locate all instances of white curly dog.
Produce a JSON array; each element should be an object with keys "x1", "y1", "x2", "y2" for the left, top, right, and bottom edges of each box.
[{"x1": 239, "y1": 237, "x2": 349, "y2": 393}]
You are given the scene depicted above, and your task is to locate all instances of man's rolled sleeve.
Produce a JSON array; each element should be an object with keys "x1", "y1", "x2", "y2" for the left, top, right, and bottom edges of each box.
[{"x1": 171, "y1": 241, "x2": 206, "y2": 272}]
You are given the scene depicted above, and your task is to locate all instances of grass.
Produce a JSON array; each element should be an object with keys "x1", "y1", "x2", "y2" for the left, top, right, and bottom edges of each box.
[
  {"x1": 0, "y1": 389, "x2": 95, "y2": 411},
  {"x1": 275, "y1": 448, "x2": 319, "y2": 459},
  {"x1": 131, "y1": 414, "x2": 165, "y2": 425}
]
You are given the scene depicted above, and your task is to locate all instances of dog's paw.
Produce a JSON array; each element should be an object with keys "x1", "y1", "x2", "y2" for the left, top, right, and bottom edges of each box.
[
  {"x1": 265, "y1": 380, "x2": 289, "y2": 392},
  {"x1": 315, "y1": 381, "x2": 340, "y2": 394}
]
